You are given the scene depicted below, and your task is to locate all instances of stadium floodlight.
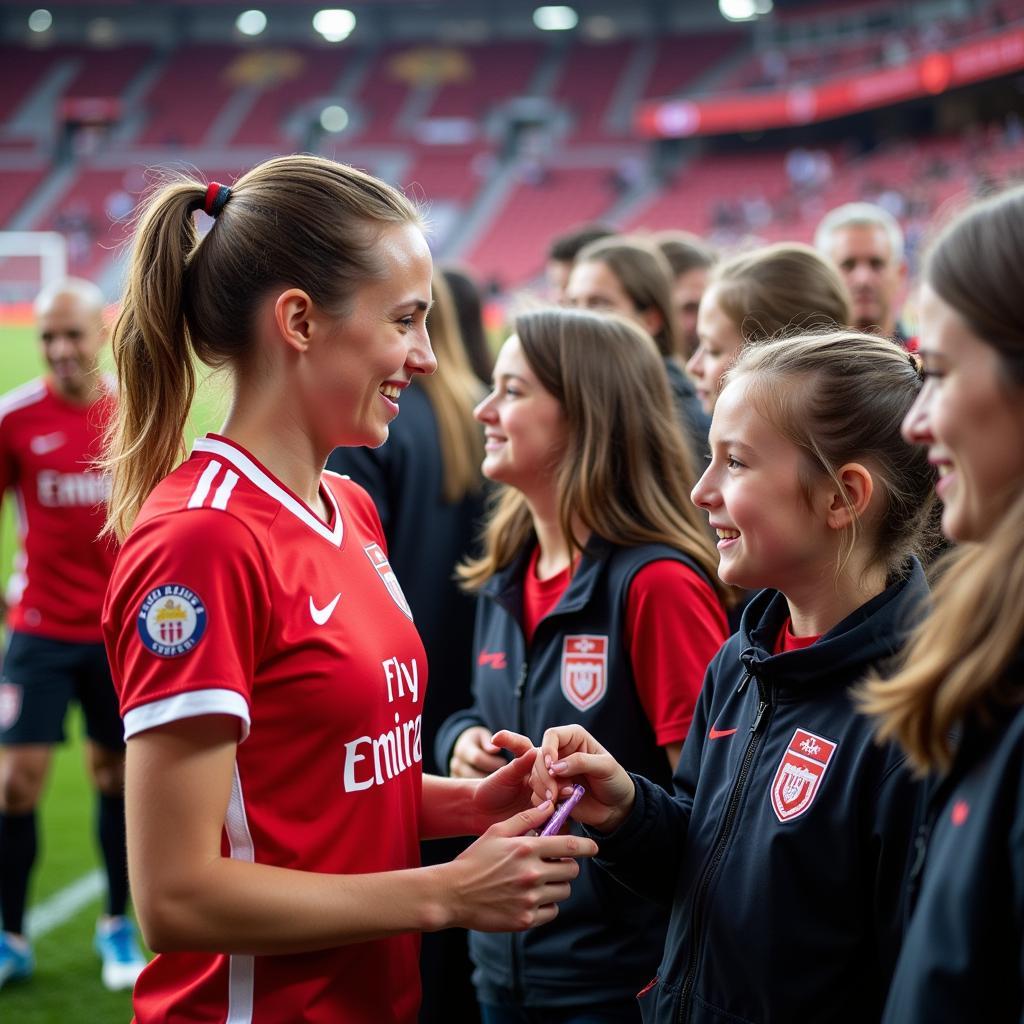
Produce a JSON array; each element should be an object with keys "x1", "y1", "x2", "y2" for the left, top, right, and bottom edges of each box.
[
  {"x1": 319, "y1": 104, "x2": 350, "y2": 133},
  {"x1": 719, "y1": 0, "x2": 772, "y2": 21},
  {"x1": 87, "y1": 17, "x2": 117, "y2": 44},
  {"x1": 533, "y1": 6, "x2": 578, "y2": 31},
  {"x1": 28, "y1": 8, "x2": 52, "y2": 32},
  {"x1": 236, "y1": 10, "x2": 268, "y2": 37},
  {"x1": 313, "y1": 9, "x2": 356, "y2": 43}
]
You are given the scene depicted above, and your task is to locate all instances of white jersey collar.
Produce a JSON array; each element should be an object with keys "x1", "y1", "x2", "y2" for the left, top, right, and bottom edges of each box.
[{"x1": 192, "y1": 436, "x2": 343, "y2": 547}]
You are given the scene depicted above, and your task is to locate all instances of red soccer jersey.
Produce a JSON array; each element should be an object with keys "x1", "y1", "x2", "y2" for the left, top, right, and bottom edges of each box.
[
  {"x1": 0, "y1": 377, "x2": 117, "y2": 642},
  {"x1": 103, "y1": 435, "x2": 427, "y2": 1024}
]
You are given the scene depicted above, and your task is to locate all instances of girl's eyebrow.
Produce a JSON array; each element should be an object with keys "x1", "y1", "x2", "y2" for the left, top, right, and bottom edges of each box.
[{"x1": 710, "y1": 437, "x2": 755, "y2": 455}]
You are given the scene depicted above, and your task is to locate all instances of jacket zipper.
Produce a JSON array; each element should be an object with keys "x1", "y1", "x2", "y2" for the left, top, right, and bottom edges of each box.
[
  {"x1": 677, "y1": 673, "x2": 773, "y2": 1023},
  {"x1": 513, "y1": 660, "x2": 528, "y2": 733}
]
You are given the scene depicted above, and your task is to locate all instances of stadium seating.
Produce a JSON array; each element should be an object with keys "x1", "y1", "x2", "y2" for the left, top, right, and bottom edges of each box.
[{"x1": 0, "y1": 5, "x2": 1022, "y2": 297}]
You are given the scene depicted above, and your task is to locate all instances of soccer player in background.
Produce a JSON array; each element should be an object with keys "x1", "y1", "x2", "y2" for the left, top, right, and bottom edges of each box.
[{"x1": 0, "y1": 278, "x2": 147, "y2": 991}]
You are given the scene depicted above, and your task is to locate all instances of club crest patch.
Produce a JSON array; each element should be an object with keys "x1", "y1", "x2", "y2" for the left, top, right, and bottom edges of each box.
[
  {"x1": 0, "y1": 683, "x2": 22, "y2": 731},
  {"x1": 560, "y1": 635, "x2": 608, "y2": 711},
  {"x1": 137, "y1": 584, "x2": 208, "y2": 658},
  {"x1": 363, "y1": 543, "x2": 413, "y2": 620},
  {"x1": 770, "y1": 728, "x2": 837, "y2": 823}
]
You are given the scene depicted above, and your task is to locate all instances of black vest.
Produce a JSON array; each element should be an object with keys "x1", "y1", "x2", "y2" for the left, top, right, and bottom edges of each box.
[{"x1": 436, "y1": 537, "x2": 712, "y2": 1007}]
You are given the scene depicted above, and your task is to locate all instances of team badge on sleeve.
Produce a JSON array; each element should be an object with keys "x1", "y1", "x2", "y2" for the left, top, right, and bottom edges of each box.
[
  {"x1": 770, "y1": 728, "x2": 837, "y2": 823},
  {"x1": 363, "y1": 543, "x2": 413, "y2": 619},
  {"x1": 560, "y1": 635, "x2": 608, "y2": 711},
  {"x1": 136, "y1": 583, "x2": 208, "y2": 658}
]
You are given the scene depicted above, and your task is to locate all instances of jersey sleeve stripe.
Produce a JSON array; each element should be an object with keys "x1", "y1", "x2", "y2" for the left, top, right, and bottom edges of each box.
[
  {"x1": 122, "y1": 688, "x2": 251, "y2": 740},
  {"x1": 211, "y1": 469, "x2": 239, "y2": 510},
  {"x1": 225, "y1": 764, "x2": 256, "y2": 1023},
  {"x1": 187, "y1": 460, "x2": 222, "y2": 509},
  {"x1": 0, "y1": 378, "x2": 46, "y2": 426}
]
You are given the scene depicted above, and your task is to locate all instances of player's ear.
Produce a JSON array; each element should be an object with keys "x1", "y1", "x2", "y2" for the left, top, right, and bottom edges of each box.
[{"x1": 273, "y1": 289, "x2": 316, "y2": 354}]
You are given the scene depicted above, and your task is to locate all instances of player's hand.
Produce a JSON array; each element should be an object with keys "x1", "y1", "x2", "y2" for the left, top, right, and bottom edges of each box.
[
  {"x1": 469, "y1": 744, "x2": 540, "y2": 831},
  {"x1": 494, "y1": 725, "x2": 636, "y2": 834},
  {"x1": 450, "y1": 726, "x2": 506, "y2": 779},
  {"x1": 442, "y1": 802, "x2": 598, "y2": 932}
]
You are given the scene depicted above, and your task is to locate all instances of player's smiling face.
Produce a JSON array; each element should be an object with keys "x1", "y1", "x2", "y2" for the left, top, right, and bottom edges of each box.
[
  {"x1": 315, "y1": 222, "x2": 435, "y2": 449},
  {"x1": 475, "y1": 334, "x2": 567, "y2": 501},
  {"x1": 691, "y1": 376, "x2": 834, "y2": 591}
]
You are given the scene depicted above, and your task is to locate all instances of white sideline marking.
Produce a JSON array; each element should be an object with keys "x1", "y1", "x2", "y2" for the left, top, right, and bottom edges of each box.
[{"x1": 25, "y1": 869, "x2": 104, "y2": 938}]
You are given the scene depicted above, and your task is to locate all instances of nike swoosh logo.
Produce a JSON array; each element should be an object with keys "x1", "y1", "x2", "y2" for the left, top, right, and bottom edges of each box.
[
  {"x1": 309, "y1": 593, "x2": 341, "y2": 625},
  {"x1": 30, "y1": 432, "x2": 66, "y2": 455},
  {"x1": 708, "y1": 727, "x2": 738, "y2": 740}
]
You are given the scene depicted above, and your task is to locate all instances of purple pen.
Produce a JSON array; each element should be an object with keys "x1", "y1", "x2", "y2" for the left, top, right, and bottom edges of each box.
[{"x1": 539, "y1": 784, "x2": 586, "y2": 837}]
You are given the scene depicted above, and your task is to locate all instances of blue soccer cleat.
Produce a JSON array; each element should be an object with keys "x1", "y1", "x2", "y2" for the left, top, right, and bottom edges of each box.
[
  {"x1": 94, "y1": 917, "x2": 147, "y2": 992},
  {"x1": 0, "y1": 932, "x2": 33, "y2": 990}
]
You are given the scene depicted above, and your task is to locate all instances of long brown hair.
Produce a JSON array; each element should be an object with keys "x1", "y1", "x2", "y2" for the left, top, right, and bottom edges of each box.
[
  {"x1": 727, "y1": 330, "x2": 936, "y2": 578},
  {"x1": 574, "y1": 236, "x2": 681, "y2": 358},
  {"x1": 859, "y1": 186, "x2": 1024, "y2": 774},
  {"x1": 711, "y1": 242, "x2": 851, "y2": 342},
  {"x1": 458, "y1": 308, "x2": 727, "y2": 603},
  {"x1": 105, "y1": 155, "x2": 420, "y2": 540},
  {"x1": 420, "y1": 272, "x2": 485, "y2": 504}
]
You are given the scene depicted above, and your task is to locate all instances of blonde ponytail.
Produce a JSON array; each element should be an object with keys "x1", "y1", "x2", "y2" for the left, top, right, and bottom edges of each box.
[{"x1": 105, "y1": 182, "x2": 205, "y2": 540}]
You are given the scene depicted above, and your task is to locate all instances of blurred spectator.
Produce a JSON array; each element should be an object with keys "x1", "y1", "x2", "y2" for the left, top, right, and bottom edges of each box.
[
  {"x1": 652, "y1": 230, "x2": 718, "y2": 360},
  {"x1": 544, "y1": 222, "x2": 616, "y2": 303},
  {"x1": 686, "y1": 242, "x2": 851, "y2": 414},
  {"x1": 441, "y1": 265, "x2": 494, "y2": 386},
  {"x1": 814, "y1": 201, "x2": 913, "y2": 347},
  {"x1": 567, "y1": 235, "x2": 711, "y2": 468}
]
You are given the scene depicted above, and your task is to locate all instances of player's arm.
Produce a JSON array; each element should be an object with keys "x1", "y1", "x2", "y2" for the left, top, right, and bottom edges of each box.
[
  {"x1": 127, "y1": 716, "x2": 596, "y2": 954},
  {"x1": 420, "y1": 742, "x2": 543, "y2": 839}
]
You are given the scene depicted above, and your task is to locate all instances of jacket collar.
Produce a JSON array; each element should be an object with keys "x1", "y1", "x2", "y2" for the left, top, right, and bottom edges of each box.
[{"x1": 735, "y1": 557, "x2": 930, "y2": 692}]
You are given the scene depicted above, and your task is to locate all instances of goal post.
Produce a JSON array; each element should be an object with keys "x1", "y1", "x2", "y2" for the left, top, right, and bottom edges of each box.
[{"x1": 0, "y1": 231, "x2": 68, "y2": 306}]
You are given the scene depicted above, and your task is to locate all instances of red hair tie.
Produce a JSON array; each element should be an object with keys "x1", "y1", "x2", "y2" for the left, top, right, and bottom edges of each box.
[{"x1": 203, "y1": 181, "x2": 231, "y2": 218}]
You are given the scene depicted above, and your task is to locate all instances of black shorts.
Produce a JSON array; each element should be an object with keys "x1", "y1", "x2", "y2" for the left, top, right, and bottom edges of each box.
[{"x1": 0, "y1": 631, "x2": 124, "y2": 750}]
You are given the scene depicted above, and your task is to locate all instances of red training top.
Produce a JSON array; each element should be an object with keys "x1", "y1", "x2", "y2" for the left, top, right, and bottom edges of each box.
[
  {"x1": 0, "y1": 377, "x2": 117, "y2": 642},
  {"x1": 775, "y1": 618, "x2": 821, "y2": 655},
  {"x1": 522, "y1": 546, "x2": 729, "y2": 745}
]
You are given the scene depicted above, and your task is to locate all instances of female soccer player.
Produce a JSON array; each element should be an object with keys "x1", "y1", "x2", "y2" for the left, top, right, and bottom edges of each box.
[
  {"x1": 437, "y1": 308, "x2": 730, "y2": 1022},
  {"x1": 861, "y1": 186, "x2": 1024, "y2": 1023},
  {"x1": 685, "y1": 242, "x2": 850, "y2": 413},
  {"x1": 101, "y1": 155, "x2": 596, "y2": 1023},
  {"x1": 326, "y1": 270, "x2": 488, "y2": 1023},
  {"x1": 505, "y1": 331, "x2": 936, "y2": 1023}
]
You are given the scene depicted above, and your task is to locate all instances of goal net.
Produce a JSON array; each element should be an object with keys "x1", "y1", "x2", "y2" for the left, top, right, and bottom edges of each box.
[{"x1": 0, "y1": 232, "x2": 68, "y2": 306}]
